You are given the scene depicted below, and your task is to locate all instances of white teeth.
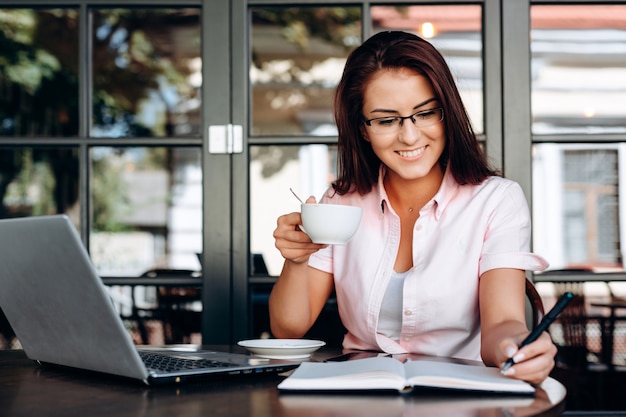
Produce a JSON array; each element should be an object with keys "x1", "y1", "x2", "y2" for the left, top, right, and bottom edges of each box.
[{"x1": 397, "y1": 147, "x2": 425, "y2": 158}]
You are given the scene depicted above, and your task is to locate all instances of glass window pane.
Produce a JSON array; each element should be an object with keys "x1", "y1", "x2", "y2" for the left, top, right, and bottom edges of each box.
[
  {"x1": 0, "y1": 147, "x2": 80, "y2": 221},
  {"x1": 250, "y1": 7, "x2": 361, "y2": 136},
  {"x1": 533, "y1": 144, "x2": 623, "y2": 272},
  {"x1": 90, "y1": 147, "x2": 202, "y2": 276},
  {"x1": 0, "y1": 9, "x2": 79, "y2": 137},
  {"x1": 91, "y1": 9, "x2": 201, "y2": 138},
  {"x1": 531, "y1": 5, "x2": 626, "y2": 135},
  {"x1": 371, "y1": 5, "x2": 484, "y2": 134},
  {"x1": 250, "y1": 144, "x2": 337, "y2": 276}
]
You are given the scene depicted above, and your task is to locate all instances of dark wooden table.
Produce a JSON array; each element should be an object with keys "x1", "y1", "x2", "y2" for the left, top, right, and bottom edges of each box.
[{"x1": 0, "y1": 348, "x2": 566, "y2": 417}]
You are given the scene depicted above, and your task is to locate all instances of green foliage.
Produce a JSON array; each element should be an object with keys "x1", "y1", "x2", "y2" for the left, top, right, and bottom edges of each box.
[
  {"x1": 0, "y1": 9, "x2": 79, "y2": 136},
  {"x1": 91, "y1": 153, "x2": 131, "y2": 232},
  {"x1": 0, "y1": 149, "x2": 59, "y2": 218},
  {"x1": 251, "y1": 7, "x2": 361, "y2": 51}
]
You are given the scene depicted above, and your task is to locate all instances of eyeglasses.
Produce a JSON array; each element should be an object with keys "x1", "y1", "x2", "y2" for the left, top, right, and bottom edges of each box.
[{"x1": 363, "y1": 107, "x2": 444, "y2": 134}]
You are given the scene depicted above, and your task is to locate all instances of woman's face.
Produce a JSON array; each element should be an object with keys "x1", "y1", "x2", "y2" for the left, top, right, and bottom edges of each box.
[{"x1": 361, "y1": 67, "x2": 445, "y2": 184}]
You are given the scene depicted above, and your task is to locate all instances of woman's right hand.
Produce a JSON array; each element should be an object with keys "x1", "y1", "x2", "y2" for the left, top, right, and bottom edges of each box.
[{"x1": 273, "y1": 196, "x2": 328, "y2": 264}]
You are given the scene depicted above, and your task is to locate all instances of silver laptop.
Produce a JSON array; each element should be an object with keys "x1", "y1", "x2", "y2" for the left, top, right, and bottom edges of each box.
[{"x1": 0, "y1": 215, "x2": 297, "y2": 385}]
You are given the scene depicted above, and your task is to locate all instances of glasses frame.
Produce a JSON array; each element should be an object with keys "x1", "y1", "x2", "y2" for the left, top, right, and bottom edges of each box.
[{"x1": 363, "y1": 107, "x2": 444, "y2": 134}]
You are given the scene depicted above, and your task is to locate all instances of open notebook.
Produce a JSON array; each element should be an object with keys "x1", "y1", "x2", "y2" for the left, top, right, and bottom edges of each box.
[{"x1": 0, "y1": 215, "x2": 297, "y2": 385}]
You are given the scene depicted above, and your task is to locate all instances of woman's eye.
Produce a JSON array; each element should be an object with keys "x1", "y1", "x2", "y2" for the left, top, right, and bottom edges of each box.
[
  {"x1": 376, "y1": 118, "x2": 397, "y2": 127},
  {"x1": 416, "y1": 110, "x2": 435, "y2": 120}
]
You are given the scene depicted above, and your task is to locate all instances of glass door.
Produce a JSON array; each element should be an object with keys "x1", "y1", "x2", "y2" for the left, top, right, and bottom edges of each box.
[{"x1": 0, "y1": 0, "x2": 237, "y2": 346}]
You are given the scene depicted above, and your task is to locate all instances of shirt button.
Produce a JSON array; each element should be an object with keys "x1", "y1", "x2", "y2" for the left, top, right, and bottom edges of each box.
[
  {"x1": 415, "y1": 225, "x2": 423, "y2": 231},
  {"x1": 404, "y1": 309, "x2": 413, "y2": 316}
]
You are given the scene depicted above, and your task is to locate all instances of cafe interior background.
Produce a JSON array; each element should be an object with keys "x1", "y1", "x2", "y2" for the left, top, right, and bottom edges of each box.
[{"x1": 1, "y1": 0, "x2": 626, "y2": 409}]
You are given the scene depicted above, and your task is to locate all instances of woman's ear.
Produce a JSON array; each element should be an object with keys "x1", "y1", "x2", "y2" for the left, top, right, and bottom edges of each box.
[{"x1": 360, "y1": 125, "x2": 371, "y2": 143}]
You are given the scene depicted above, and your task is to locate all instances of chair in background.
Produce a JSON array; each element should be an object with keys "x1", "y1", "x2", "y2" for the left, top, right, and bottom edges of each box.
[
  {"x1": 551, "y1": 281, "x2": 598, "y2": 369},
  {"x1": 593, "y1": 282, "x2": 626, "y2": 368},
  {"x1": 547, "y1": 279, "x2": 612, "y2": 409},
  {"x1": 525, "y1": 278, "x2": 545, "y2": 329},
  {"x1": 130, "y1": 269, "x2": 202, "y2": 345},
  {"x1": 251, "y1": 253, "x2": 269, "y2": 276},
  {"x1": 0, "y1": 307, "x2": 16, "y2": 350}
]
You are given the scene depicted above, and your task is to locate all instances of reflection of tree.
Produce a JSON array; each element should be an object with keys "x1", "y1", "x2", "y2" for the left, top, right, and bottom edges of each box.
[
  {"x1": 251, "y1": 7, "x2": 360, "y2": 80},
  {"x1": 91, "y1": 9, "x2": 199, "y2": 137},
  {"x1": 0, "y1": 152, "x2": 23, "y2": 217},
  {"x1": 251, "y1": 146, "x2": 300, "y2": 179},
  {"x1": 0, "y1": 148, "x2": 78, "y2": 218},
  {"x1": 0, "y1": 10, "x2": 80, "y2": 218},
  {"x1": 0, "y1": 9, "x2": 192, "y2": 220},
  {"x1": 251, "y1": 7, "x2": 361, "y2": 57},
  {"x1": 0, "y1": 9, "x2": 79, "y2": 136},
  {"x1": 251, "y1": 7, "x2": 360, "y2": 176},
  {"x1": 91, "y1": 150, "x2": 131, "y2": 232},
  {"x1": 91, "y1": 147, "x2": 169, "y2": 232},
  {"x1": 1, "y1": 8, "x2": 200, "y2": 138}
]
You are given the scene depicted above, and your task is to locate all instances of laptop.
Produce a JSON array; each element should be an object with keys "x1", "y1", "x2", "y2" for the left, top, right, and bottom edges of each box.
[{"x1": 0, "y1": 215, "x2": 298, "y2": 385}]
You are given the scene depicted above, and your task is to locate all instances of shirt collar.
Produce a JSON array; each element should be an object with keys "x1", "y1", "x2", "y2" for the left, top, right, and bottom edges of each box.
[{"x1": 376, "y1": 165, "x2": 459, "y2": 221}]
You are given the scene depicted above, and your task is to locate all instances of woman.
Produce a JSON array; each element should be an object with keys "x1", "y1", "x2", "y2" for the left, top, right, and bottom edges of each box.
[{"x1": 270, "y1": 31, "x2": 555, "y2": 384}]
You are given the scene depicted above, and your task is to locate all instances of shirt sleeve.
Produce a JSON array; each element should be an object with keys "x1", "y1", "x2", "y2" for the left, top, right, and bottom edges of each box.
[{"x1": 479, "y1": 181, "x2": 549, "y2": 275}]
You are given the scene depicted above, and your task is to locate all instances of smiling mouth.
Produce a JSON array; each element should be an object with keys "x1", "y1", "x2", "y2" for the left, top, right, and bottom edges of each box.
[{"x1": 397, "y1": 146, "x2": 425, "y2": 158}]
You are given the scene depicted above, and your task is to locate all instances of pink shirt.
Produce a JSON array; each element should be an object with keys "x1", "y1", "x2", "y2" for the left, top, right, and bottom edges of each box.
[{"x1": 308, "y1": 169, "x2": 549, "y2": 361}]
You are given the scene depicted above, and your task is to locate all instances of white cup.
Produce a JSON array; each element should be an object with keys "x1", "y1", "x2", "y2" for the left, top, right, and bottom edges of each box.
[{"x1": 300, "y1": 203, "x2": 362, "y2": 245}]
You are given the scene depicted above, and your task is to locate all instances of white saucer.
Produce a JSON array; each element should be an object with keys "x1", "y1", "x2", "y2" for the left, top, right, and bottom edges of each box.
[{"x1": 237, "y1": 339, "x2": 325, "y2": 359}]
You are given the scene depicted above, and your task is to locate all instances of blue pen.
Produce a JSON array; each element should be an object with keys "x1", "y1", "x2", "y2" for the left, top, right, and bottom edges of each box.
[{"x1": 501, "y1": 291, "x2": 574, "y2": 374}]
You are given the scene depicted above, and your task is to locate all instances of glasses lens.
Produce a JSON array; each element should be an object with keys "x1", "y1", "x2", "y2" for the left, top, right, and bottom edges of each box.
[
  {"x1": 367, "y1": 108, "x2": 443, "y2": 134},
  {"x1": 370, "y1": 117, "x2": 400, "y2": 133},
  {"x1": 413, "y1": 108, "x2": 443, "y2": 128}
]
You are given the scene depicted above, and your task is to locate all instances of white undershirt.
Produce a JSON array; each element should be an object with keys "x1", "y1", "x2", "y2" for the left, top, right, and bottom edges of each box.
[{"x1": 377, "y1": 269, "x2": 410, "y2": 340}]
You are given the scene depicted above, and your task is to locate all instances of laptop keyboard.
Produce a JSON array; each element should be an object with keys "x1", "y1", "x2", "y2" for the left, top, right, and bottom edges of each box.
[{"x1": 139, "y1": 351, "x2": 235, "y2": 373}]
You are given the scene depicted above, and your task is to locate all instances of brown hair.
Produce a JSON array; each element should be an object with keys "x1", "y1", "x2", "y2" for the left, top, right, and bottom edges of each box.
[{"x1": 332, "y1": 30, "x2": 497, "y2": 195}]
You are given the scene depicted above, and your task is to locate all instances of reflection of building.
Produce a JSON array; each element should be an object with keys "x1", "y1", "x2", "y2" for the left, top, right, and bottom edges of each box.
[
  {"x1": 530, "y1": 6, "x2": 626, "y2": 273},
  {"x1": 531, "y1": 6, "x2": 626, "y2": 134},
  {"x1": 91, "y1": 148, "x2": 202, "y2": 275},
  {"x1": 534, "y1": 144, "x2": 625, "y2": 271}
]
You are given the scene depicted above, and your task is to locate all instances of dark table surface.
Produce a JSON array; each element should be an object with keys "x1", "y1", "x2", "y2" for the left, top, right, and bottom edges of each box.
[{"x1": 0, "y1": 347, "x2": 566, "y2": 417}]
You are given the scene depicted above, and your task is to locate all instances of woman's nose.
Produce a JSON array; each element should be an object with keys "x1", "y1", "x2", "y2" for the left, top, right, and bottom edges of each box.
[{"x1": 398, "y1": 119, "x2": 421, "y2": 143}]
